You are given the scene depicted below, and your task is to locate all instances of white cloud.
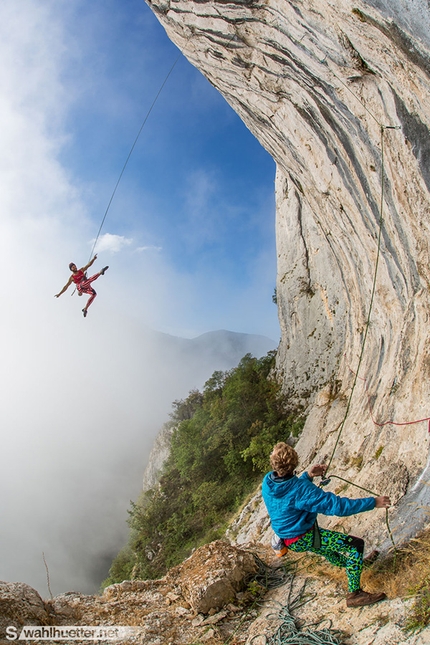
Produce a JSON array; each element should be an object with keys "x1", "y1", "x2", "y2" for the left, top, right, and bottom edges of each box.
[
  {"x1": 0, "y1": 0, "x2": 213, "y2": 598},
  {"x1": 135, "y1": 245, "x2": 162, "y2": 252},
  {"x1": 0, "y1": 0, "x2": 278, "y2": 600},
  {"x1": 93, "y1": 232, "x2": 133, "y2": 253}
]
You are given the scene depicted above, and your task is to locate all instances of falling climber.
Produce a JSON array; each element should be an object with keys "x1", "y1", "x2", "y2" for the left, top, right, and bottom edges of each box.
[{"x1": 55, "y1": 254, "x2": 109, "y2": 317}]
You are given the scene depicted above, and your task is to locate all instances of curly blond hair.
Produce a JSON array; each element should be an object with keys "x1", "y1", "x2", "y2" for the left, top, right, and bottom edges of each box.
[{"x1": 270, "y1": 442, "x2": 299, "y2": 477}]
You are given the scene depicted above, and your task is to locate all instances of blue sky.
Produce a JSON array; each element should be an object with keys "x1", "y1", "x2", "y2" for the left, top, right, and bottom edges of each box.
[
  {"x1": 0, "y1": 0, "x2": 278, "y2": 596},
  {"x1": 52, "y1": 0, "x2": 278, "y2": 338}
]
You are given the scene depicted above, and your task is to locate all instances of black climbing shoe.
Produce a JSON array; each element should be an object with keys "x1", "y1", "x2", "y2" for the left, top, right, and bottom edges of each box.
[
  {"x1": 100, "y1": 266, "x2": 109, "y2": 275},
  {"x1": 82, "y1": 309, "x2": 88, "y2": 318}
]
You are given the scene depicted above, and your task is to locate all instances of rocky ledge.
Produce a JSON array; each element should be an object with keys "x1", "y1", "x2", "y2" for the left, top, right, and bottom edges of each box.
[{"x1": 2, "y1": 540, "x2": 430, "y2": 644}]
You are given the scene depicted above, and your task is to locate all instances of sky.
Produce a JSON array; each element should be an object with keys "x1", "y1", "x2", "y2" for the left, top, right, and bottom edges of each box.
[{"x1": 0, "y1": 0, "x2": 278, "y2": 596}]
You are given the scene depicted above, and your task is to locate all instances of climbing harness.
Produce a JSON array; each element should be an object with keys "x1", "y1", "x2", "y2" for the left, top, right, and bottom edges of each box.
[{"x1": 271, "y1": 521, "x2": 321, "y2": 559}]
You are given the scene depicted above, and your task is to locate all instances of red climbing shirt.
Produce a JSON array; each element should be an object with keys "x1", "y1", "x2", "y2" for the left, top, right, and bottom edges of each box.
[{"x1": 71, "y1": 270, "x2": 86, "y2": 284}]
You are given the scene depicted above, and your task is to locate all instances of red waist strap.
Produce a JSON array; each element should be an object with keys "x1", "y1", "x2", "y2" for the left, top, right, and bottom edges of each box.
[{"x1": 283, "y1": 533, "x2": 306, "y2": 547}]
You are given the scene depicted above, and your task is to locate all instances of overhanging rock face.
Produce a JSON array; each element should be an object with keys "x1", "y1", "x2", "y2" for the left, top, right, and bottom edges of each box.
[{"x1": 146, "y1": 1, "x2": 430, "y2": 542}]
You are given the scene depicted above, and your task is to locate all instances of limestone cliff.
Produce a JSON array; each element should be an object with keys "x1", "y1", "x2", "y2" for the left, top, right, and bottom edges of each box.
[
  {"x1": 142, "y1": 423, "x2": 174, "y2": 492},
  {"x1": 145, "y1": 0, "x2": 430, "y2": 545}
]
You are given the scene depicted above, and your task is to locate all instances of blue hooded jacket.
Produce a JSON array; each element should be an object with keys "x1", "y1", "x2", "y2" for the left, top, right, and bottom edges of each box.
[{"x1": 262, "y1": 471, "x2": 376, "y2": 539}]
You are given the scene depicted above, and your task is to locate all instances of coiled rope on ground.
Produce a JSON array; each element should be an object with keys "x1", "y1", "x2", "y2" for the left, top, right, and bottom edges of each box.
[{"x1": 246, "y1": 557, "x2": 344, "y2": 645}]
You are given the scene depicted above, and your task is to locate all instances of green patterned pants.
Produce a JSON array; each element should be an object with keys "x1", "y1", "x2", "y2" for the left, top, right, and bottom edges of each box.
[{"x1": 287, "y1": 527, "x2": 364, "y2": 592}]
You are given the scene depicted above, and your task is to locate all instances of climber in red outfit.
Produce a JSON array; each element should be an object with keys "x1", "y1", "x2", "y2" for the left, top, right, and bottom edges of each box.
[{"x1": 55, "y1": 254, "x2": 109, "y2": 317}]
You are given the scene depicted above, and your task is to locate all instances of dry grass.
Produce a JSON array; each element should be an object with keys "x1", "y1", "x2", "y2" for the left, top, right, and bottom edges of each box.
[
  {"x1": 362, "y1": 530, "x2": 430, "y2": 600},
  {"x1": 363, "y1": 530, "x2": 430, "y2": 631},
  {"x1": 281, "y1": 526, "x2": 430, "y2": 631}
]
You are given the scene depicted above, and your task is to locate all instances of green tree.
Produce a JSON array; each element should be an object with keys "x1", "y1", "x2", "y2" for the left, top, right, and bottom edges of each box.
[{"x1": 103, "y1": 350, "x2": 305, "y2": 587}]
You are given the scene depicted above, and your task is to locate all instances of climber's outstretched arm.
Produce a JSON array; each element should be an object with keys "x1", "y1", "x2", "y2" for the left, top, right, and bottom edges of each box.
[
  {"x1": 82, "y1": 254, "x2": 98, "y2": 273},
  {"x1": 55, "y1": 276, "x2": 73, "y2": 298}
]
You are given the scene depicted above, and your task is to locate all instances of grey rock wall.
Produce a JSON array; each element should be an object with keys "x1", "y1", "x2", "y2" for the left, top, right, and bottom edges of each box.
[
  {"x1": 142, "y1": 423, "x2": 174, "y2": 492},
  {"x1": 146, "y1": 0, "x2": 430, "y2": 543}
]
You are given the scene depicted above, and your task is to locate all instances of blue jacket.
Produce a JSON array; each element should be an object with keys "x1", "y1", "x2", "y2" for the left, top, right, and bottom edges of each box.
[{"x1": 262, "y1": 471, "x2": 375, "y2": 539}]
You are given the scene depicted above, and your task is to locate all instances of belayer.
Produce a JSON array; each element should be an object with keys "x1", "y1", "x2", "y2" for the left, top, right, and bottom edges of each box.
[
  {"x1": 55, "y1": 254, "x2": 109, "y2": 317},
  {"x1": 262, "y1": 442, "x2": 391, "y2": 608}
]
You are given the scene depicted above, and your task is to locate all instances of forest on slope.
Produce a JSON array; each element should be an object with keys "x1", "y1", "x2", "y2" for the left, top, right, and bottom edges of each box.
[{"x1": 104, "y1": 351, "x2": 304, "y2": 586}]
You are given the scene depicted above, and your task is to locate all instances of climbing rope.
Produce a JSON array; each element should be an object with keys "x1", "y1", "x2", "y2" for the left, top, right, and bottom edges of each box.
[
  {"x1": 246, "y1": 559, "x2": 343, "y2": 645},
  {"x1": 347, "y1": 363, "x2": 430, "y2": 434},
  {"x1": 324, "y1": 123, "x2": 392, "y2": 473},
  {"x1": 262, "y1": 608, "x2": 342, "y2": 645},
  {"x1": 69, "y1": 52, "x2": 182, "y2": 297},
  {"x1": 250, "y1": 555, "x2": 296, "y2": 590},
  {"x1": 319, "y1": 474, "x2": 396, "y2": 553},
  {"x1": 87, "y1": 51, "x2": 182, "y2": 262},
  {"x1": 87, "y1": 26, "x2": 242, "y2": 262},
  {"x1": 317, "y1": 125, "x2": 396, "y2": 556},
  {"x1": 300, "y1": 50, "x2": 408, "y2": 559}
]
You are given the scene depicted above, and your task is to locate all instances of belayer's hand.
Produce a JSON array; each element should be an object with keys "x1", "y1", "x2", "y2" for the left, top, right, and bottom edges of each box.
[
  {"x1": 375, "y1": 496, "x2": 391, "y2": 508},
  {"x1": 308, "y1": 463, "x2": 327, "y2": 478}
]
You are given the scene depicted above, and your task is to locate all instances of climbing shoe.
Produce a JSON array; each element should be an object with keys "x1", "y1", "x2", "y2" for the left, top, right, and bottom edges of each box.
[
  {"x1": 82, "y1": 309, "x2": 88, "y2": 318},
  {"x1": 346, "y1": 589, "x2": 387, "y2": 608},
  {"x1": 100, "y1": 266, "x2": 109, "y2": 275}
]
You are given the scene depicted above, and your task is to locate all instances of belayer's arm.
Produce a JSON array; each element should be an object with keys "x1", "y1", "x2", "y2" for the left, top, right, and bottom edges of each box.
[{"x1": 296, "y1": 476, "x2": 376, "y2": 517}]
